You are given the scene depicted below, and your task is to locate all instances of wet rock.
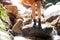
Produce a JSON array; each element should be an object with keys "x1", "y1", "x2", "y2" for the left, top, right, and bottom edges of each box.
[
  {"x1": 55, "y1": 19, "x2": 60, "y2": 35},
  {"x1": 24, "y1": 18, "x2": 32, "y2": 25},
  {"x1": 45, "y1": 3, "x2": 53, "y2": 8},
  {"x1": 56, "y1": 2, "x2": 60, "y2": 5},
  {"x1": 46, "y1": 15, "x2": 58, "y2": 23},
  {"x1": 21, "y1": 26, "x2": 53, "y2": 40}
]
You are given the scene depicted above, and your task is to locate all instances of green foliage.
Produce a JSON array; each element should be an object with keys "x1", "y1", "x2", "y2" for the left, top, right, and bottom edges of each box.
[
  {"x1": 0, "y1": 4, "x2": 6, "y2": 30},
  {"x1": 0, "y1": 19, "x2": 6, "y2": 30},
  {"x1": 0, "y1": 3, "x2": 11, "y2": 30}
]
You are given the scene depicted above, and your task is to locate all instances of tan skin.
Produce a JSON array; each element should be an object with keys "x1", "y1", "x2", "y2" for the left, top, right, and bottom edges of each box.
[
  {"x1": 21, "y1": 0, "x2": 42, "y2": 19},
  {"x1": 21, "y1": 0, "x2": 42, "y2": 29},
  {"x1": 31, "y1": 1, "x2": 42, "y2": 19}
]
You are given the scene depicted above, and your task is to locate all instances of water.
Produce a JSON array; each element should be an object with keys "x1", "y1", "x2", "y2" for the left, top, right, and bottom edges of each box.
[
  {"x1": 51, "y1": 27, "x2": 60, "y2": 40},
  {"x1": 14, "y1": 36, "x2": 31, "y2": 40}
]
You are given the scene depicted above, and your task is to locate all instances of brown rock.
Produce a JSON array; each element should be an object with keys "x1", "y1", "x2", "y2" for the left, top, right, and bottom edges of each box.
[
  {"x1": 12, "y1": 19, "x2": 23, "y2": 33},
  {"x1": 5, "y1": 5, "x2": 17, "y2": 22},
  {"x1": 24, "y1": 18, "x2": 32, "y2": 25},
  {"x1": 46, "y1": 15, "x2": 58, "y2": 23},
  {"x1": 5, "y1": 5, "x2": 18, "y2": 14}
]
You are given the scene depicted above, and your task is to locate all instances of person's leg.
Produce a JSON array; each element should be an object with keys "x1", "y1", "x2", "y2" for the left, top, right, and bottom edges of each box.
[
  {"x1": 31, "y1": 2, "x2": 36, "y2": 27},
  {"x1": 37, "y1": 1, "x2": 42, "y2": 29},
  {"x1": 37, "y1": 1, "x2": 41, "y2": 18}
]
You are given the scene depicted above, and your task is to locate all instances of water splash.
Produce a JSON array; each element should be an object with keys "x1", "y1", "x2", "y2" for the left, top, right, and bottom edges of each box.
[{"x1": 51, "y1": 27, "x2": 60, "y2": 40}]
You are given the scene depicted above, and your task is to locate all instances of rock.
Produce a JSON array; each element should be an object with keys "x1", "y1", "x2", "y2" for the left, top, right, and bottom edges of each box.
[
  {"x1": 21, "y1": 26, "x2": 53, "y2": 40},
  {"x1": 56, "y1": 2, "x2": 60, "y2": 5},
  {"x1": 50, "y1": 17, "x2": 59, "y2": 26},
  {"x1": 12, "y1": 19, "x2": 23, "y2": 33},
  {"x1": 55, "y1": 19, "x2": 60, "y2": 35},
  {"x1": 23, "y1": 18, "x2": 32, "y2": 25},
  {"x1": 5, "y1": 5, "x2": 18, "y2": 25},
  {"x1": 46, "y1": 15, "x2": 58, "y2": 23},
  {"x1": 0, "y1": 29, "x2": 13, "y2": 40},
  {"x1": 5, "y1": 5, "x2": 18, "y2": 15},
  {"x1": 45, "y1": 3, "x2": 53, "y2": 8},
  {"x1": 16, "y1": 14, "x2": 24, "y2": 20},
  {"x1": 44, "y1": 5, "x2": 60, "y2": 23}
]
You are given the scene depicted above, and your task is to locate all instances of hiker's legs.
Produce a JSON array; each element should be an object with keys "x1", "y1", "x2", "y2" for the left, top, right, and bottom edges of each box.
[
  {"x1": 31, "y1": 2, "x2": 36, "y2": 27},
  {"x1": 37, "y1": 1, "x2": 42, "y2": 29}
]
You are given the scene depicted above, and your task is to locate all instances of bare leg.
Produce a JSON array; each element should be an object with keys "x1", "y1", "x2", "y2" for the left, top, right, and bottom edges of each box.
[
  {"x1": 31, "y1": 2, "x2": 36, "y2": 27},
  {"x1": 37, "y1": 1, "x2": 42, "y2": 18},
  {"x1": 37, "y1": 1, "x2": 42, "y2": 29},
  {"x1": 31, "y1": 2, "x2": 36, "y2": 19}
]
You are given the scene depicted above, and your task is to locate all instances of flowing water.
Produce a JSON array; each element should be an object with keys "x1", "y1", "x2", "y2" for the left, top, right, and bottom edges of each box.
[{"x1": 51, "y1": 27, "x2": 60, "y2": 40}]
